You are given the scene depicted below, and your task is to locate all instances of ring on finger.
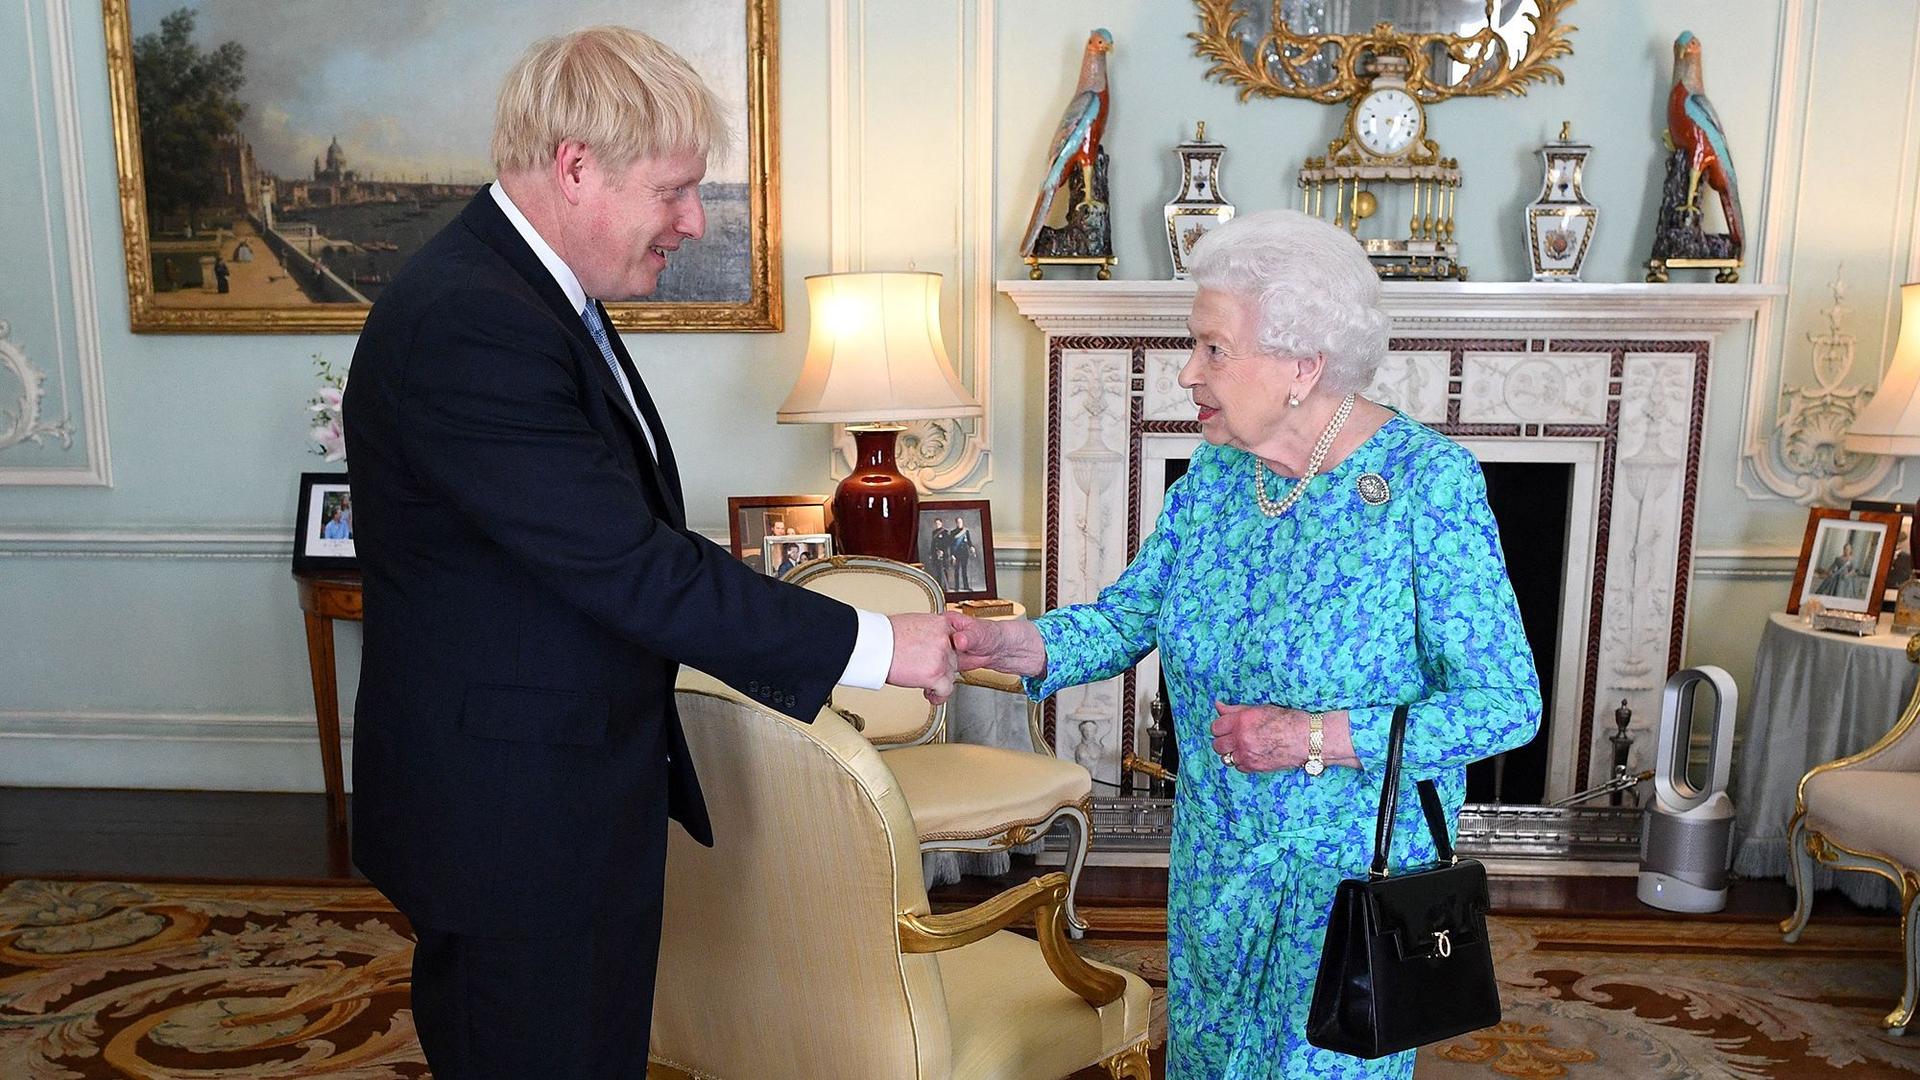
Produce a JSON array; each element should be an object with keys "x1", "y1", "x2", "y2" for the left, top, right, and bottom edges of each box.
[{"x1": 1220, "y1": 751, "x2": 1235, "y2": 768}]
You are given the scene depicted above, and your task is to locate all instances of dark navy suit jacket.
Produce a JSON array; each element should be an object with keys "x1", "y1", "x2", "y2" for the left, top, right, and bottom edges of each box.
[{"x1": 343, "y1": 188, "x2": 856, "y2": 936}]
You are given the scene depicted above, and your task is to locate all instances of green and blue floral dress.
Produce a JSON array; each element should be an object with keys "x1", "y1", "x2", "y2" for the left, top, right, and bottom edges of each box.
[{"x1": 1027, "y1": 412, "x2": 1541, "y2": 1078}]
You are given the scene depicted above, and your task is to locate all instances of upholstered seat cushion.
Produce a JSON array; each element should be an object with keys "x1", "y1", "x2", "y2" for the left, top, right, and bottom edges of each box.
[
  {"x1": 884, "y1": 743, "x2": 1092, "y2": 842},
  {"x1": 1805, "y1": 770, "x2": 1920, "y2": 868},
  {"x1": 941, "y1": 930, "x2": 1150, "y2": 1080}
]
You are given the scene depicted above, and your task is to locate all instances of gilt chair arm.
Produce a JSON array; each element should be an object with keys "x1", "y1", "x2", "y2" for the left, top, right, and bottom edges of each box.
[
  {"x1": 1794, "y1": 632, "x2": 1920, "y2": 819},
  {"x1": 896, "y1": 871, "x2": 1125, "y2": 1008}
]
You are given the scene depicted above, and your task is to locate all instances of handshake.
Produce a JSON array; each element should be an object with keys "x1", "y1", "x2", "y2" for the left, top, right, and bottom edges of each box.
[{"x1": 884, "y1": 611, "x2": 1048, "y2": 704}]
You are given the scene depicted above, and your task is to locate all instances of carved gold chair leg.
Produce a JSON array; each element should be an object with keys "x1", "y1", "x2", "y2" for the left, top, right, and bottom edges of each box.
[
  {"x1": 1101, "y1": 1040, "x2": 1152, "y2": 1079},
  {"x1": 1059, "y1": 798, "x2": 1093, "y2": 938},
  {"x1": 1781, "y1": 812, "x2": 1816, "y2": 941},
  {"x1": 1894, "y1": 882, "x2": 1920, "y2": 1035}
]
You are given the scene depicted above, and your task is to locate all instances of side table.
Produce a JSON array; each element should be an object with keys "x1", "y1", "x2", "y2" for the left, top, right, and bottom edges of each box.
[
  {"x1": 293, "y1": 570, "x2": 362, "y2": 831},
  {"x1": 1731, "y1": 610, "x2": 1914, "y2": 909}
]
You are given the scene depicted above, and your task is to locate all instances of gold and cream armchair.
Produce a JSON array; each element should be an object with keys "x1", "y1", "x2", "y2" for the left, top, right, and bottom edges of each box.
[
  {"x1": 782, "y1": 555, "x2": 1095, "y2": 935},
  {"x1": 648, "y1": 686, "x2": 1151, "y2": 1079},
  {"x1": 1782, "y1": 633, "x2": 1920, "y2": 1035}
]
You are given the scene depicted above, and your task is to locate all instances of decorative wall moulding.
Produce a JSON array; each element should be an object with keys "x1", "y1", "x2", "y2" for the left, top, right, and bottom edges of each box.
[
  {"x1": 2, "y1": 0, "x2": 111, "y2": 486},
  {"x1": 1746, "y1": 273, "x2": 1899, "y2": 505},
  {"x1": 996, "y1": 280, "x2": 1783, "y2": 337}
]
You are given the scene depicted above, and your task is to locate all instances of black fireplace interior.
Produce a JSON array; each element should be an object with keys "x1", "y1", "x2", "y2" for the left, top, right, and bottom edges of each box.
[{"x1": 1151, "y1": 456, "x2": 1569, "y2": 804}]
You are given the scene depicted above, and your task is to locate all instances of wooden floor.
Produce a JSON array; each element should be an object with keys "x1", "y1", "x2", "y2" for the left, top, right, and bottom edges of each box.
[{"x1": 0, "y1": 787, "x2": 1883, "y2": 923}]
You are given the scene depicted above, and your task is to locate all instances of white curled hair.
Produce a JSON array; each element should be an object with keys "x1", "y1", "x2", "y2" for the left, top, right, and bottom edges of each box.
[{"x1": 1186, "y1": 209, "x2": 1390, "y2": 393}]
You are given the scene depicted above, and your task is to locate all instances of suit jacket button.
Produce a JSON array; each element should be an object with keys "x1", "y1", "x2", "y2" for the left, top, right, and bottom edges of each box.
[{"x1": 748, "y1": 680, "x2": 761, "y2": 692}]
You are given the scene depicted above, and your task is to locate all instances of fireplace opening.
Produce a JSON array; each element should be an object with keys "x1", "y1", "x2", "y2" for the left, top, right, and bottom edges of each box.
[
  {"x1": 1471, "y1": 460, "x2": 1571, "y2": 805},
  {"x1": 1153, "y1": 456, "x2": 1569, "y2": 804}
]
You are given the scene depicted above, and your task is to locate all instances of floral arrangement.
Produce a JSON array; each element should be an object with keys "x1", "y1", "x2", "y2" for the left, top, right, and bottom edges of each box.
[{"x1": 307, "y1": 354, "x2": 347, "y2": 463}]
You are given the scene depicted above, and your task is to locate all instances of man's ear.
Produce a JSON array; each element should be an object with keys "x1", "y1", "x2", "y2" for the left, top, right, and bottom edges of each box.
[{"x1": 553, "y1": 141, "x2": 592, "y2": 206}]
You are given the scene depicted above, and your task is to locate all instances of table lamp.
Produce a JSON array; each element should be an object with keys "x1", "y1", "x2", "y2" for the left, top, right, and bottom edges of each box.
[
  {"x1": 1845, "y1": 282, "x2": 1920, "y2": 456},
  {"x1": 777, "y1": 271, "x2": 982, "y2": 561},
  {"x1": 1846, "y1": 282, "x2": 1920, "y2": 630}
]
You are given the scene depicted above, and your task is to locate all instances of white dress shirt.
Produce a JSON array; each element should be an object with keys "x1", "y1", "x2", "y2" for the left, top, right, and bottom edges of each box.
[{"x1": 488, "y1": 182, "x2": 893, "y2": 690}]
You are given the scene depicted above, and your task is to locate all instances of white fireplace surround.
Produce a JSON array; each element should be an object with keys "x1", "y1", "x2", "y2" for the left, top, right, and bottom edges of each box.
[{"x1": 1001, "y1": 280, "x2": 1783, "y2": 802}]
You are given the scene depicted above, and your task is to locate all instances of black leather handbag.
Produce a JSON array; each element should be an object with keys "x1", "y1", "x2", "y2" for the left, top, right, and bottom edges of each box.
[{"x1": 1305, "y1": 704, "x2": 1501, "y2": 1059}]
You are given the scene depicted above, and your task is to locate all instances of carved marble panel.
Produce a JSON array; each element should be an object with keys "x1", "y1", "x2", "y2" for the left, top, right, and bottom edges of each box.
[
  {"x1": 1053, "y1": 347, "x2": 1134, "y2": 777},
  {"x1": 1459, "y1": 351, "x2": 1609, "y2": 425},
  {"x1": 1143, "y1": 348, "x2": 1193, "y2": 421},
  {"x1": 1366, "y1": 351, "x2": 1451, "y2": 422}
]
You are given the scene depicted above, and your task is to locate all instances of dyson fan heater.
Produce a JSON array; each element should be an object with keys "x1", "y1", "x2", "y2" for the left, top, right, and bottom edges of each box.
[{"x1": 1637, "y1": 666, "x2": 1737, "y2": 913}]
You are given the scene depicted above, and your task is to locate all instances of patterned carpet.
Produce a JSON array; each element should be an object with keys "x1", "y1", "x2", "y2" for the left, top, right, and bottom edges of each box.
[{"x1": 3, "y1": 878, "x2": 1917, "y2": 1079}]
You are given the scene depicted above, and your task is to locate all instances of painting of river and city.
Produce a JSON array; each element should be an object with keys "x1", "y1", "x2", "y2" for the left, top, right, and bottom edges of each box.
[{"x1": 109, "y1": 0, "x2": 775, "y2": 332}]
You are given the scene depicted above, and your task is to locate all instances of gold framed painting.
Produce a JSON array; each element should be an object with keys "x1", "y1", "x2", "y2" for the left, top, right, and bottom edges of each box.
[{"x1": 102, "y1": 0, "x2": 781, "y2": 334}]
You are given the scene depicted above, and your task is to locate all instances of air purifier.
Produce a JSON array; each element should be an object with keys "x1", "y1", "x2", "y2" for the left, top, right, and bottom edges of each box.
[{"x1": 1637, "y1": 666, "x2": 1737, "y2": 913}]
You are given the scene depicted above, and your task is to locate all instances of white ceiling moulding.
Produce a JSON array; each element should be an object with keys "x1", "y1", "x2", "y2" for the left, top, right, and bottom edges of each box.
[
  {"x1": 1, "y1": 0, "x2": 110, "y2": 487},
  {"x1": 825, "y1": 0, "x2": 993, "y2": 495}
]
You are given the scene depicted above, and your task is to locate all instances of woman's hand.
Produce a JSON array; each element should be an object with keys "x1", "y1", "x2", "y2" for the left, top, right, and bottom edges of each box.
[
  {"x1": 1210, "y1": 703, "x2": 1359, "y2": 773},
  {"x1": 944, "y1": 611, "x2": 1049, "y2": 679}
]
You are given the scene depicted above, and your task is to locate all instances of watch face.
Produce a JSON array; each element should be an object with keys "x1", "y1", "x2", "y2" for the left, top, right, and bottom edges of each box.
[{"x1": 1355, "y1": 88, "x2": 1420, "y2": 156}]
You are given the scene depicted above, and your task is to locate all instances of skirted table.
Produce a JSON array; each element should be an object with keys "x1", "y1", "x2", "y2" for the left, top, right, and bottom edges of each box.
[{"x1": 1732, "y1": 611, "x2": 1913, "y2": 909}]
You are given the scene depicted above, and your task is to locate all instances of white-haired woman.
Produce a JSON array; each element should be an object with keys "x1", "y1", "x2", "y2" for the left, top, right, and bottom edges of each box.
[{"x1": 950, "y1": 209, "x2": 1541, "y2": 1077}]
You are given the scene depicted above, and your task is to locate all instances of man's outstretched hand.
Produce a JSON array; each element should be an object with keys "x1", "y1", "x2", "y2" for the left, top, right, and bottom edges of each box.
[{"x1": 887, "y1": 612, "x2": 960, "y2": 703}]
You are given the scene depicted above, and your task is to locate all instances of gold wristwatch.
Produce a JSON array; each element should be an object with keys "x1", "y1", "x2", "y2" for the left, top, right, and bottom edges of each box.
[{"x1": 1304, "y1": 712, "x2": 1326, "y2": 776}]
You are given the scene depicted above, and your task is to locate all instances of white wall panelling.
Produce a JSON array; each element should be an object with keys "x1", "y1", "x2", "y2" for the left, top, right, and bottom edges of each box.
[
  {"x1": 1739, "y1": 0, "x2": 1920, "y2": 503},
  {"x1": 825, "y1": 0, "x2": 994, "y2": 494},
  {"x1": 1, "y1": 0, "x2": 110, "y2": 485}
]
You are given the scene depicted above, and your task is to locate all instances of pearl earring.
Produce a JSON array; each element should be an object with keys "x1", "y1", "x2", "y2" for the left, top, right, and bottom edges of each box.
[{"x1": 1287, "y1": 393, "x2": 1301, "y2": 407}]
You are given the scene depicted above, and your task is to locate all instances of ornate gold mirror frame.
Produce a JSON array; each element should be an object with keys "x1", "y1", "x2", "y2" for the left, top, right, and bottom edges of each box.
[{"x1": 1190, "y1": 0, "x2": 1577, "y2": 104}]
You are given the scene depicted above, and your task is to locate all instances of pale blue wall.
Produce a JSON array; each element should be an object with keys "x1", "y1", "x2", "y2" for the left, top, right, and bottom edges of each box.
[{"x1": 3, "y1": 1, "x2": 1917, "y2": 790}]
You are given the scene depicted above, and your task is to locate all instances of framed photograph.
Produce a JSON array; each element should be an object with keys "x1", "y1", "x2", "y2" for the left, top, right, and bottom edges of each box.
[
  {"x1": 1788, "y1": 507, "x2": 1902, "y2": 616},
  {"x1": 761, "y1": 533, "x2": 832, "y2": 579},
  {"x1": 916, "y1": 499, "x2": 996, "y2": 602},
  {"x1": 292, "y1": 472, "x2": 357, "y2": 572},
  {"x1": 104, "y1": 0, "x2": 780, "y2": 333},
  {"x1": 1850, "y1": 499, "x2": 1915, "y2": 611},
  {"x1": 727, "y1": 495, "x2": 830, "y2": 573}
]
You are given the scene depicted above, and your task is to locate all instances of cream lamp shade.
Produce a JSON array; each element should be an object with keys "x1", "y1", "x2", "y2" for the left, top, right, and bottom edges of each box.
[
  {"x1": 1847, "y1": 282, "x2": 1920, "y2": 456},
  {"x1": 777, "y1": 272, "x2": 982, "y2": 425}
]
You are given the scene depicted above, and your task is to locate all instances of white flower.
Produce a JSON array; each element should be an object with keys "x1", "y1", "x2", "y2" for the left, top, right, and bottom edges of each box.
[{"x1": 306, "y1": 355, "x2": 349, "y2": 463}]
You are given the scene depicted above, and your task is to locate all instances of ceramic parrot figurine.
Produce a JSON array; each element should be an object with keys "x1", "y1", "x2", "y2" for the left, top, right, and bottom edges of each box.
[
  {"x1": 1020, "y1": 28, "x2": 1113, "y2": 257},
  {"x1": 1667, "y1": 31, "x2": 1744, "y2": 253}
]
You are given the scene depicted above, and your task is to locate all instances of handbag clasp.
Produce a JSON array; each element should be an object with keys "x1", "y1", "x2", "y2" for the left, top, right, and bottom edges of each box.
[{"x1": 1433, "y1": 929, "x2": 1452, "y2": 958}]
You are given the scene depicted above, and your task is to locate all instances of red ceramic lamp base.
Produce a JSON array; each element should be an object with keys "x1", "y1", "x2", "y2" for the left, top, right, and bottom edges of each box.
[{"x1": 833, "y1": 426, "x2": 918, "y2": 562}]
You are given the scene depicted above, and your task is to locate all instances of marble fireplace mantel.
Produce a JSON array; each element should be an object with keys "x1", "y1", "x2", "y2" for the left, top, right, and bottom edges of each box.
[{"x1": 1000, "y1": 278, "x2": 1784, "y2": 805}]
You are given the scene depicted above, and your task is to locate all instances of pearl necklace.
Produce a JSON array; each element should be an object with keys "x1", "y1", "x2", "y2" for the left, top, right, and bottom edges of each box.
[{"x1": 1252, "y1": 392, "x2": 1357, "y2": 518}]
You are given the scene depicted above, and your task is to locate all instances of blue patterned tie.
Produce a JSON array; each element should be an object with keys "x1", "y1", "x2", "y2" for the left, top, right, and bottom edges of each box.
[{"x1": 580, "y1": 300, "x2": 657, "y2": 458}]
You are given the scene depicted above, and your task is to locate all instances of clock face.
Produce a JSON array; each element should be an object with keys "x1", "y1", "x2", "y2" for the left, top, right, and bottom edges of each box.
[{"x1": 1354, "y1": 88, "x2": 1421, "y2": 157}]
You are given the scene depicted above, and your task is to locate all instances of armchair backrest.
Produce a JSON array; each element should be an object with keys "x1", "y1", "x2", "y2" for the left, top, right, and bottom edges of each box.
[
  {"x1": 782, "y1": 555, "x2": 947, "y2": 746},
  {"x1": 650, "y1": 686, "x2": 952, "y2": 1079}
]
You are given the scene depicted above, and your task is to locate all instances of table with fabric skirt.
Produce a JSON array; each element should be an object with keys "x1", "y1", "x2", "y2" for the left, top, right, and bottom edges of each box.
[{"x1": 1730, "y1": 611, "x2": 1913, "y2": 909}]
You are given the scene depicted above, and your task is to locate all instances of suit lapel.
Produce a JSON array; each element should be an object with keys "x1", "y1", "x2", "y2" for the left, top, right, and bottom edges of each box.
[{"x1": 458, "y1": 189, "x2": 684, "y2": 526}]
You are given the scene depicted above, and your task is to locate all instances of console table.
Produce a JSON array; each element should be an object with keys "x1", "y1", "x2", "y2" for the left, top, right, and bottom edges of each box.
[{"x1": 293, "y1": 570, "x2": 361, "y2": 831}]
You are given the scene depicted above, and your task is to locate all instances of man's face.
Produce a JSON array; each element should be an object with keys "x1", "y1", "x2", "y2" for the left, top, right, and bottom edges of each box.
[{"x1": 570, "y1": 147, "x2": 707, "y2": 300}]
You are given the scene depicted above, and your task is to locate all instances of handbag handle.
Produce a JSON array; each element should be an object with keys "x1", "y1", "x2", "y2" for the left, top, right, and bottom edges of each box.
[{"x1": 1369, "y1": 703, "x2": 1457, "y2": 877}]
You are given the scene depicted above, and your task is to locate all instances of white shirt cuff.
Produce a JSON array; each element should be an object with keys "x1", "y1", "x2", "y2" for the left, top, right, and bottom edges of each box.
[{"x1": 838, "y1": 608, "x2": 894, "y2": 690}]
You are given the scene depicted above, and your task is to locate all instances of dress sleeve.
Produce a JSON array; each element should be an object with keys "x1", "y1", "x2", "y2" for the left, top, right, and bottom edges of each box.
[
  {"x1": 1022, "y1": 453, "x2": 1202, "y2": 701},
  {"x1": 1346, "y1": 449, "x2": 1543, "y2": 775}
]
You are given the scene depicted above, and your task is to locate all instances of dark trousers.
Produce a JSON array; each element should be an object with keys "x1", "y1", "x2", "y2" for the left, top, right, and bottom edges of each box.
[{"x1": 406, "y1": 795, "x2": 671, "y2": 1079}]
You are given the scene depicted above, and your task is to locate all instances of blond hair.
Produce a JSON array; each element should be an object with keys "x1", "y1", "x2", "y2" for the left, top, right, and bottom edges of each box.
[{"x1": 491, "y1": 26, "x2": 729, "y2": 176}]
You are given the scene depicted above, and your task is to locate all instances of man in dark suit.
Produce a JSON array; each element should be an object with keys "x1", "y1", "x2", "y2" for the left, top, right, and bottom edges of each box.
[{"x1": 341, "y1": 27, "x2": 956, "y2": 1080}]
